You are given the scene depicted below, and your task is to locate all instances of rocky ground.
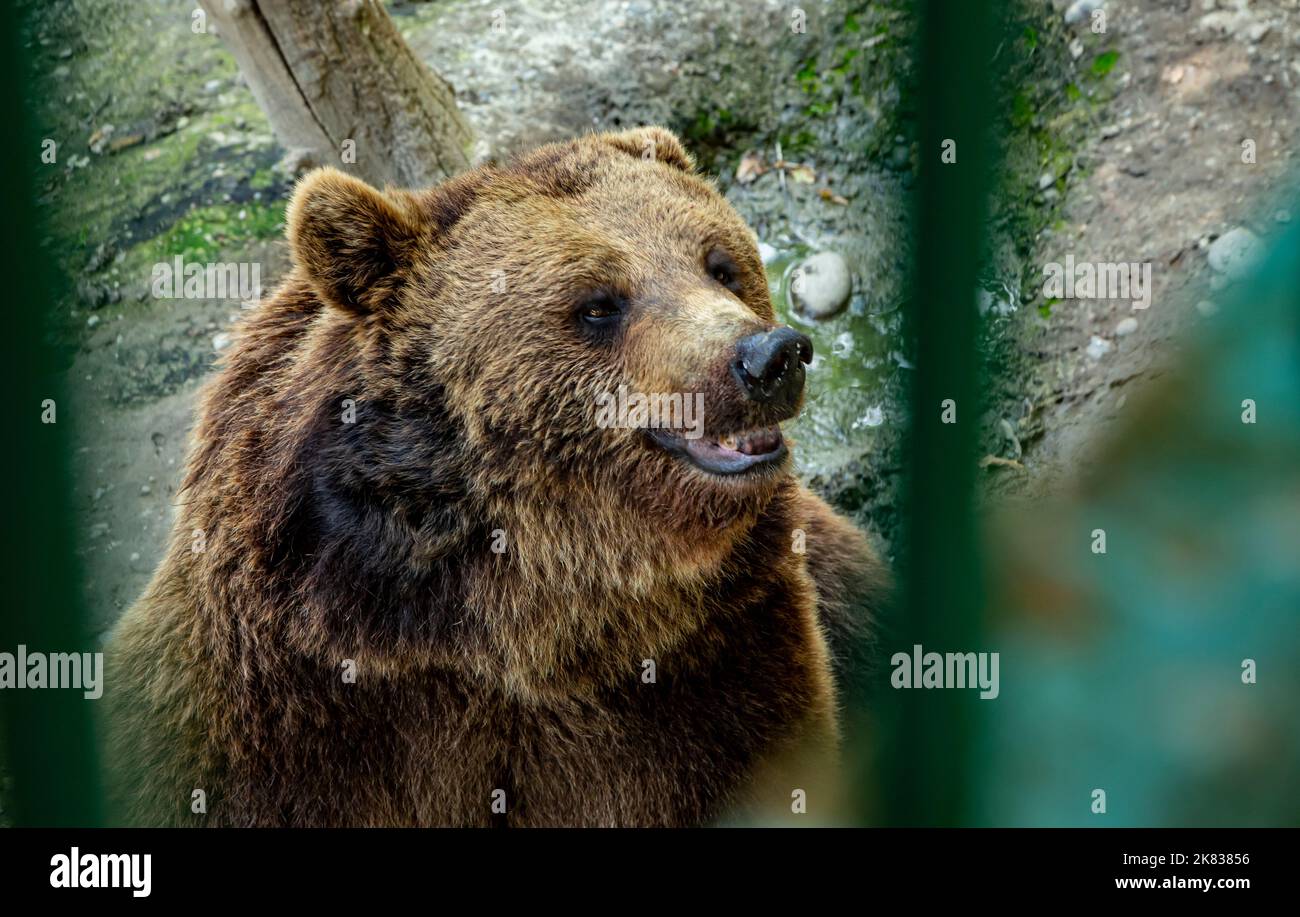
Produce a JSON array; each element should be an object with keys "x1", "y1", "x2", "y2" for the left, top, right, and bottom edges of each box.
[
  {"x1": 19, "y1": 0, "x2": 1298, "y2": 642},
  {"x1": 997, "y1": 0, "x2": 1300, "y2": 499}
]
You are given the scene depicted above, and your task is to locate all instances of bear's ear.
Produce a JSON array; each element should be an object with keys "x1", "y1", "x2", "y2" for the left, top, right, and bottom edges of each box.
[
  {"x1": 287, "y1": 167, "x2": 421, "y2": 313},
  {"x1": 601, "y1": 126, "x2": 695, "y2": 173}
]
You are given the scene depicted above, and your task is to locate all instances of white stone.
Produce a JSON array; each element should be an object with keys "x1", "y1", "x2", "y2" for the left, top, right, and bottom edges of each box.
[
  {"x1": 1064, "y1": 0, "x2": 1104, "y2": 26},
  {"x1": 790, "y1": 251, "x2": 853, "y2": 319},
  {"x1": 1086, "y1": 335, "x2": 1113, "y2": 360}
]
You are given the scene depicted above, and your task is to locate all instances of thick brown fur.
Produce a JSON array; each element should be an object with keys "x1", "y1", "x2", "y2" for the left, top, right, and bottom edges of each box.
[{"x1": 104, "y1": 127, "x2": 888, "y2": 827}]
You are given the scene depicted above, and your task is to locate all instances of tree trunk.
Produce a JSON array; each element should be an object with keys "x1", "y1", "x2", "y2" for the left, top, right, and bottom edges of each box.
[{"x1": 200, "y1": 0, "x2": 472, "y2": 189}]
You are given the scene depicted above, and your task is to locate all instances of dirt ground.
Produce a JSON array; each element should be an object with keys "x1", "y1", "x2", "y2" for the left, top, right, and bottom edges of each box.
[
  {"x1": 24, "y1": 0, "x2": 1300, "y2": 638},
  {"x1": 1001, "y1": 0, "x2": 1300, "y2": 498}
]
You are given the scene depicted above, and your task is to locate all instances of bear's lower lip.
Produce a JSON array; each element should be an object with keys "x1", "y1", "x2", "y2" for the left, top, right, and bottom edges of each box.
[{"x1": 646, "y1": 426, "x2": 787, "y2": 476}]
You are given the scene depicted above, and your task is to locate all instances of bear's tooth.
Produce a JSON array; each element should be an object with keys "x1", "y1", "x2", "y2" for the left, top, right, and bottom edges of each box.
[{"x1": 719, "y1": 434, "x2": 738, "y2": 451}]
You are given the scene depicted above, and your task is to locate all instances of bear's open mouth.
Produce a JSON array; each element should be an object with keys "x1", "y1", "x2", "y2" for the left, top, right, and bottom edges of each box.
[{"x1": 646, "y1": 425, "x2": 787, "y2": 475}]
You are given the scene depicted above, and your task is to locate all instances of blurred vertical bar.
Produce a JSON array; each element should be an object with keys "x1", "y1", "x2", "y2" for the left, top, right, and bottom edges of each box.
[
  {"x1": 877, "y1": 0, "x2": 997, "y2": 826},
  {"x1": 0, "y1": 0, "x2": 105, "y2": 825}
]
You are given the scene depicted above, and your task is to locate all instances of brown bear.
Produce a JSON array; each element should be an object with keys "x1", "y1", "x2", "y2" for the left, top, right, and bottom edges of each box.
[{"x1": 104, "y1": 126, "x2": 888, "y2": 827}]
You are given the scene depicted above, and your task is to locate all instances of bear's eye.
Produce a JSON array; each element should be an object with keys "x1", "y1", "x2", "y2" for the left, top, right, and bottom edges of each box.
[
  {"x1": 706, "y1": 249, "x2": 742, "y2": 293},
  {"x1": 575, "y1": 292, "x2": 623, "y2": 331}
]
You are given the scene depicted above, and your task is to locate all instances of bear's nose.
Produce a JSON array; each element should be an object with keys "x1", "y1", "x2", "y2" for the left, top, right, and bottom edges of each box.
[{"x1": 731, "y1": 327, "x2": 813, "y2": 407}]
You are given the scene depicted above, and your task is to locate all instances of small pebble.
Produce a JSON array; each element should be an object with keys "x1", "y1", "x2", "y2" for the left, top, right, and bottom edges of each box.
[
  {"x1": 1086, "y1": 335, "x2": 1113, "y2": 360},
  {"x1": 1064, "y1": 0, "x2": 1104, "y2": 26}
]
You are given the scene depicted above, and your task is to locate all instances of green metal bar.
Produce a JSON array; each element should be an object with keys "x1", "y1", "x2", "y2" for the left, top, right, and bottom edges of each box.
[
  {"x1": 0, "y1": 0, "x2": 105, "y2": 826},
  {"x1": 877, "y1": 0, "x2": 998, "y2": 827}
]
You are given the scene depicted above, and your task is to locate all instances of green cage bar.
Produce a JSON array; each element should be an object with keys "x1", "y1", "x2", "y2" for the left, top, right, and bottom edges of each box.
[
  {"x1": 876, "y1": 0, "x2": 998, "y2": 827},
  {"x1": 0, "y1": 0, "x2": 105, "y2": 828}
]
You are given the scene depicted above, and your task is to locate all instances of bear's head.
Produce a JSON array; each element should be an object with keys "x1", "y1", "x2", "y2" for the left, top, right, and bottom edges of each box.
[{"x1": 284, "y1": 128, "x2": 811, "y2": 590}]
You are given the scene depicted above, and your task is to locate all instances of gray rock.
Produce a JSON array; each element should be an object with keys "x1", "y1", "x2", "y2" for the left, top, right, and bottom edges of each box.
[
  {"x1": 1086, "y1": 335, "x2": 1113, "y2": 360},
  {"x1": 1064, "y1": 0, "x2": 1104, "y2": 26},
  {"x1": 1207, "y1": 227, "x2": 1263, "y2": 279},
  {"x1": 789, "y1": 252, "x2": 852, "y2": 320},
  {"x1": 85, "y1": 241, "x2": 116, "y2": 273},
  {"x1": 77, "y1": 279, "x2": 110, "y2": 309},
  {"x1": 1246, "y1": 22, "x2": 1271, "y2": 43}
]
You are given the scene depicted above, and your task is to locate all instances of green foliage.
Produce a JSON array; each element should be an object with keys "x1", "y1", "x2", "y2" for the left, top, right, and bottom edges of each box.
[
  {"x1": 136, "y1": 202, "x2": 284, "y2": 266},
  {"x1": 1090, "y1": 50, "x2": 1119, "y2": 77}
]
